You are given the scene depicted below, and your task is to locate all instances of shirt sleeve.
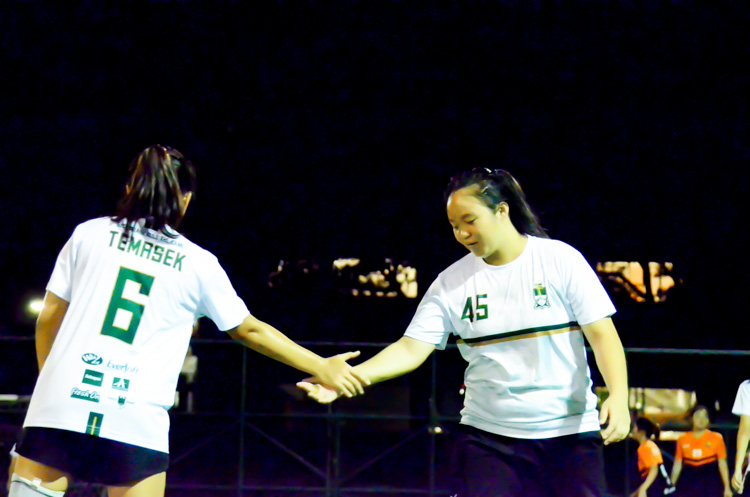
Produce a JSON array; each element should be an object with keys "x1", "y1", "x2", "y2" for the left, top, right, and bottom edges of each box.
[
  {"x1": 715, "y1": 433, "x2": 727, "y2": 459},
  {"x1": 675, "y1": 438, "x2": 684, "y2": 460},
  {"x1": 639, "y1": 442, "x2": 663, "y2": 469},
  {"x1": 46, "y1": 230, "x2": 77, "y2": 302},
  {"x1": 560, "y1": 244, "x2": 616, "y2": 326},
  {"x1": 733, "y1": 380, "x2": 750, "y2": 415},
  {"x1": 403, "y1": 277, "x2": 453, "y2": 350},
  {"x1": 197, "y1": 256, "x2": 250, "y2": 332}
]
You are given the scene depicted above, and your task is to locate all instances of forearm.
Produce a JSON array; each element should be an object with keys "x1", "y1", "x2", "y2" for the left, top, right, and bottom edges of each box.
[
  {"x1": 736, "y1": 417, "x2": 750, "y2": 474},
  {"x1": 719, "y1": 458, "x2": 730, "y2": 487},
  {"x1": 353, "y1": 336, "x2": 435, "y2": 385},
  {"x1": 671, "y1": 460, "x2": 682, "y2": 485},
  {"x1": 228, "y1": 316, "x2": 325, "y2": 377},
  {"x1": 582, "y1": 318, "x2": 628, "y2": 402},
  {"x1": 35, "y1": 292, "x2": 69, "y2": 371},
  {"x1": 639, "y1": 466, "x2": 658, "y2": 491}
]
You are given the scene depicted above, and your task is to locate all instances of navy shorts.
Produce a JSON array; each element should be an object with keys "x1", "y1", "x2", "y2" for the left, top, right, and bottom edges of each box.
[
  {"x1": 15, "y1": 427, "x2": 169, "y2": 486},
  {"x1": 450, "y1": 424, "x2": 607, "y2": 497}
]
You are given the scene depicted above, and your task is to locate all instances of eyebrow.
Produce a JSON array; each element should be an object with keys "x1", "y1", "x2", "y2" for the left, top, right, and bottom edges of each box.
[{"x1": 448, "y1": 214, "x2": 476, "y2": 224}]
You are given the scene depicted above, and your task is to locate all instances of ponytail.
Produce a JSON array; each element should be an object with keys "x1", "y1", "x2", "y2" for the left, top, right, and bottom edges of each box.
[
  {"x1": 444, "y1": 168, "x2": 548, "y2": 238},
  {"x1": 635, "y1": 417, "x2": 661, "y2": 440},
  {"x1": 114, "y1": 145, "x2": 196, "y2": 235}
]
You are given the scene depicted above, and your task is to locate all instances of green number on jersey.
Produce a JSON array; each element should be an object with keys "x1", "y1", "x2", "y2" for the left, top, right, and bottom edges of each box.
[
  {"x1": 461, "y1": 294, "x2": 489, "y2": 322},
  {"x1": 101, "y1": 267, "x2": 155, "y2": 344}
]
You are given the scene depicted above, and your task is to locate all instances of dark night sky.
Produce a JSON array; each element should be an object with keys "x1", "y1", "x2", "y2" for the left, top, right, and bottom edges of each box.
[{"x1": 1, "y1": 1, "x2": 749, "y2": 354}]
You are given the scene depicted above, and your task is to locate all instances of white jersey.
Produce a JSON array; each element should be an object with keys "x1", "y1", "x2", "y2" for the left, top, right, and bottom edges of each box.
[
  {"x1": 733, "y1": 380, "x2": 750, "y2": 416},
  {"x1": 405, "y1": 236, "x2": 615, "y2": 439},
  {"x1": 24, "y1": 217, "x2": 249, "y2": 452}
]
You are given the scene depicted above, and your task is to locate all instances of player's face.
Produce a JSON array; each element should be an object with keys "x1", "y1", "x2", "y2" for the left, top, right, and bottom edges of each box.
[
  {"x1": 447, "y1": 187, "x2": 504, "y2": 260},
  {"x1": 692, "y1": 409, "x2": 709, "y2": 430}
]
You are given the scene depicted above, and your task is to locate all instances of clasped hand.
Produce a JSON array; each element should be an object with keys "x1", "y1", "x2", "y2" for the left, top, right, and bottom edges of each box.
[{"x1": 305, "y1": 351, "x2": 369, "y2": 400}]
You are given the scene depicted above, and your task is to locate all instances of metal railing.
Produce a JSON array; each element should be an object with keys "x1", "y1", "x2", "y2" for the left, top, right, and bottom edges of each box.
[{"x1": 1, "y1": 335, "x2": 747, "y2": 497}]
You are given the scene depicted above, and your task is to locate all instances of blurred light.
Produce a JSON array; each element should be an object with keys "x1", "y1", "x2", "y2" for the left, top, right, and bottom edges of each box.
[
  {"x1": 429, "y1": 426, "x2": 443, "y2": 435},
  {"x1": 28, "y1": 298, "x2": 44, "y2": 315}
]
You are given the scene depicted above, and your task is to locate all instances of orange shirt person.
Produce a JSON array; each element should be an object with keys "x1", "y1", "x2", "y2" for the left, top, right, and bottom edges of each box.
[
  {"x1": 671, "y1": 406, "x2": 732, "y2": 497},
  {"x1": 631, "y1": 417, "x2": 674, "y2": 497}
]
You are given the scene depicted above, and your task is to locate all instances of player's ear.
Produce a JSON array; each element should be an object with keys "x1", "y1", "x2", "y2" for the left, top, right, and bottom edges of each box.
[{"x1": 494, "y1": 202, "x2": 509, "y2": 218}]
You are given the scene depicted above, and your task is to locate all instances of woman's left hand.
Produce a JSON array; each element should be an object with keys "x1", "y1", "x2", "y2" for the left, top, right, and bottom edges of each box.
[{"x1": 599, "y1": 395, "x2": 630, "y2": 445}]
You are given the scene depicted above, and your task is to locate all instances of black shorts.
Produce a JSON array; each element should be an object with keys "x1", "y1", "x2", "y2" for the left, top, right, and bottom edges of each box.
[
  {"x1": 676, "y1": 463, "x2": 724, "y2": 497},
  {"x1": 450, "y1": 424, "x2": 607, "y2": 497},
  {"x1": 15, "y1": 427, "x2": 169, "y2": 486}
]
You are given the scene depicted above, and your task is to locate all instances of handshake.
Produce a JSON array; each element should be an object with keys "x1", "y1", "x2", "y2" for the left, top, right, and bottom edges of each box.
[{"x1": 296, "y1": 350, "x2": 371, "y2": 404}]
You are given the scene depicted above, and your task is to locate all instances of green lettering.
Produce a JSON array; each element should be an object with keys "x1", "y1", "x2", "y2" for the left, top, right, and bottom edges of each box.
[
  {"x1": 101, "y1": 267, "x2": 154, "y2": 345},
  {"x1": 140, "y1": 241, "x2": 153, "y2": 259},
  {"x1": 108, "y1": 231, "x2": 119, "y2": 247},
  {"x1": 173, "y1": 253, "x2": 185, "y2": 271},
  {"x1": 127, "y1": 237, "x2": 141, "y2": 254},
  {"x1": 151, "y1": 245, "x2": 164, "y2": 263},
  {"x1": 476, "y1": 294, "x2": 489, "y2": 321},
  {"x1": 163, "y1": 249, "x2": 175, "y2": 267},
  {"x1": 461, "y1": 297, "x2": 474, "y2": 321},
  {"x1": 117, "y1": 232, "x2": 128, "y2": 251}
]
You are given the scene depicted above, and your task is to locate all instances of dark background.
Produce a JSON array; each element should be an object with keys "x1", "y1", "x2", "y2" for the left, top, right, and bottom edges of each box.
[
  {"x1": 0, "y1": 0, "x2": 747, "y2": 418},
  {"x1": 1, "y1": 2, "x2": 749, "y2": 494}
]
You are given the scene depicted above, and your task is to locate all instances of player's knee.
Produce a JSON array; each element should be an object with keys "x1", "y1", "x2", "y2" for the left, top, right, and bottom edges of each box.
[{"x1": 9, "y1": 474, "x2": 66, "y2": 497}]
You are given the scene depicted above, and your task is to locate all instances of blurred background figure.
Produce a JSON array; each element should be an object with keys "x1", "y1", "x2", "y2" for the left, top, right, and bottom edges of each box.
[
  {"x1": 630, "y1": 416, "x2": 675, "y2": 497},
  {"x1": 670, "y1": 406, "x2": 732, "y2": 497}
]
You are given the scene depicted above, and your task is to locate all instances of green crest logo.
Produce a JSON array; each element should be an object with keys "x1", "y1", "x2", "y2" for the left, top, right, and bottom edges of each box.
[{"x1": 533, "y1": 284, "x2": 550, "y2": 309}]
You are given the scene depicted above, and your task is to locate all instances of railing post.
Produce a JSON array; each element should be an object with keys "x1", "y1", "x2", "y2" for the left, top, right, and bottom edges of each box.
[
  {"x1": 429, "y1": 351, "x2": 438, "y2": 497},
  {"x1": 237, "y1": 346, "x2": 248, "y2": 497}
]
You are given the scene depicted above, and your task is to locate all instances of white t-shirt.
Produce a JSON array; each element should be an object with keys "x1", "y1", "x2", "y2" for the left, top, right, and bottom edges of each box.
[
  {"x1": 733, "y1": 380, "x2": 750, "y2": 416},
  {"x1": 405, "y1": 236, "x2": 615, "y2": 439},
  {"x1": 24, "y1": 217, "x2": 249, "y2": 452}
]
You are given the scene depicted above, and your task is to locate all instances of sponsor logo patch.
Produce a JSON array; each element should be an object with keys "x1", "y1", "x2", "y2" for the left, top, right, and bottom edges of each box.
[
  {"x1": 112, "y1": 377, "x2": 130, "y2": 391},
  {"x1": 82, "y1": 369, "x2": 104, "y2": 387},
  {"x1": 86, "y1": 412, "x2": 103, "y2": 436},
  {"x1": 106, "y1": 360, "x2": 139, "y2": 375},
  {"x1": 71, "y1": 387, "x2": 100, "y2": 403},
  {"x1": 82, "y1": 353, "x2": 103, "y2": 365}
]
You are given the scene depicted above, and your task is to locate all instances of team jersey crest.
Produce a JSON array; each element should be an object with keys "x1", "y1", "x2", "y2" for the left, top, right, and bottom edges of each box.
[{"x1": 533, "y1": 283, "x2": 550, "y2": 309}]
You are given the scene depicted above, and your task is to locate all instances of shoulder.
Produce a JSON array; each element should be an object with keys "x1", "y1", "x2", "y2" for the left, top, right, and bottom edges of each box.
[
  {"x1": 677, "y1": 433, "x2": 691, "y2": 444},
  {"x1": 76, "y1": 216, "x2": 117, "y2": 232},
  {"x1": 741, "y1": 379, "x2": 750, "y2": 393},
  {"x1": 531, "y1": 236, "x2": 585, "y2": 259},
  {"x1": 437, "y1": 253, "x2": 476, "y2": 280}
]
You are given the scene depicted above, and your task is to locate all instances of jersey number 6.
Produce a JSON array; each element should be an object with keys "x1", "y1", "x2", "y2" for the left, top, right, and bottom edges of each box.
[{"x1": 101, "y1": 267, "x2": 155, "y2": 345}]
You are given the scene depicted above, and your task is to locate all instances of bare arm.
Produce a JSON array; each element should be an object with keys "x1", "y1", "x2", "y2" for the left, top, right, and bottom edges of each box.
[
  {"x1": 671, "y1": 458, "x2": 683, "y2": 486},
  {"x1": 226, "y1": 314, "x2": 368, "y2": 397},
  {"x1": 718, "y1": 457, "x2": 732, "y2": 496},
  {"x1": 734, "y1": 414, "x2": 750, "y2": 492},
  {"x1": 35, "y1": 291, "x2": 69, "y2": 372},
  {"x1": 633, "y1": 465, "x2": 659, "y2": 497},
  {"x1": 581, "y1": 317, "x2": 629, "y2": 444},
  {"x1": 298, "y1": 336, "x2": 436, "y2": 403}
]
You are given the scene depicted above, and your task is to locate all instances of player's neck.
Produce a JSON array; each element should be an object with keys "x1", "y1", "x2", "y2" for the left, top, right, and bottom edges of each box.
[{"x1": 692, "y1": 428, "x2": 707, "y2": 437}]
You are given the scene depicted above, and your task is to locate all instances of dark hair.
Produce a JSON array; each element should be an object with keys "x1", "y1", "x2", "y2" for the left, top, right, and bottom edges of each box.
[
  {"x1": 635, "y1": 417, "x2": 661, "y2": 440},
  {"x1": 692, "y1": 405, "x2": 710, "y2": 418},
  {"x1": 443, "y1": 168, "x2": 548, "y2": 238},
  {"x1": 114, "y1": 145, "x2": 197, "y2": 234}
]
